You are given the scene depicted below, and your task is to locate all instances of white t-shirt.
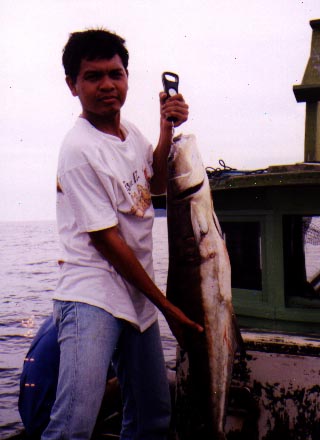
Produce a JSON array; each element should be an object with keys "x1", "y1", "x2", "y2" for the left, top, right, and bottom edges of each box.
[{"x1": 53, "y1": 117, "x2": 158, "y2": 331}]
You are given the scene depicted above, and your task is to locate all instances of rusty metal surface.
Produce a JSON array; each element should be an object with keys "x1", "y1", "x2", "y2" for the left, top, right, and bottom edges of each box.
[
  {"x1": 175, "y1": 331, "x2": 320, "y2": 440},
  {"x1": 232, "y1": 351, "x2": 320, "y2": 440}
]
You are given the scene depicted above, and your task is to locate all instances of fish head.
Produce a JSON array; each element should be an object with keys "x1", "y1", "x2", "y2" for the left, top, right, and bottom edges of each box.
[{"x1": 167, "y1": 134, "x2": 205, "y2": 198}]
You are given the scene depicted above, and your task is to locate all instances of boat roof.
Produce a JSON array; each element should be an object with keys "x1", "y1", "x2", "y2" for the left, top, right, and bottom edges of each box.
[{"x1": 208, "y1": 162, "x2": 320, "y2": 191}]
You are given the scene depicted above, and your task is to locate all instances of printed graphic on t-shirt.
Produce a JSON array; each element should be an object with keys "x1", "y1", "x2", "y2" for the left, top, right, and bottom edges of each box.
[{"x1": 123, "y1": 167, "x2": 151, "y2": 217}]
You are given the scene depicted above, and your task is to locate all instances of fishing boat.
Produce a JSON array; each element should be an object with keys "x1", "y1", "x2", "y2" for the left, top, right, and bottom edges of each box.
[
  {"x1": 154, "y1": 17, "x2": 320, "y2": 440},
  {"x1": 215, "y1": 18, "x2": 320, "y2": 439}
]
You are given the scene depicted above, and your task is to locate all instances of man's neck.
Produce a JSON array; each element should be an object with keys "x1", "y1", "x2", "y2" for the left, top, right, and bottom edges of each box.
[{"x1": 82, "y1": 111, "x2": 125, "y2": 140}]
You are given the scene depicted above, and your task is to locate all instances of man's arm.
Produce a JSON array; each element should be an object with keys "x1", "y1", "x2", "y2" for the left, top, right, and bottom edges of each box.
[
  {"x1": 150, "y1": 92, "x2": 189, "y2": 195},
  {"x1": 89, "y1": 226, "x2": 203, "y2": 346}
]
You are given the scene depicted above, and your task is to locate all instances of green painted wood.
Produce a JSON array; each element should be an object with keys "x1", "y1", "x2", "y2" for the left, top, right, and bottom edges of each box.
[
  {"x1": 152, "y1": 167, "x2": 320, "y2": 336},
  {"x1": 213, "y1": 172, "x2": 320, "y2": 335}
]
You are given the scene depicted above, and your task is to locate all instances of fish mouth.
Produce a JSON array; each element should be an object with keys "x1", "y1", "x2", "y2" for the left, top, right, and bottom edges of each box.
[
  {"x1": 168, "y1": 133, "x2": 205, "y2": 199},
  {"x1": 173, "y1": 133, "x2": 183, "y2": 143},
  {"x1": 175, "y1": 179, "x2": 204, "y2": 200}
]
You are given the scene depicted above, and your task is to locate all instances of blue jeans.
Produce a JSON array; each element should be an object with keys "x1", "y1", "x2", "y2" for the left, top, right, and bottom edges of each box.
[{"x1": 41, "y1": 301, "x2": 171, "y2": 440}]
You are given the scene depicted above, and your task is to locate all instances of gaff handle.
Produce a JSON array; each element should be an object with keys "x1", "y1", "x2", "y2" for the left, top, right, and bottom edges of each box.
[
  {"x1": 162, "y1": 72, "x2": 179, "y2": 122},
  {"x1": 162, "y1": 72, "x2": 179, "y2": 97}
]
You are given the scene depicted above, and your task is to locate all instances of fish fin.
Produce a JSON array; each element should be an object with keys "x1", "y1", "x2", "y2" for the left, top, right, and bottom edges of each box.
[
  {"x1": 191, "y1": 201, "x2": 209, "y2": 243},
  {"x1": 212, "y1": 210, "x2": 224, "y2": 239},
  {"x1": 231, "y1": 308, "x2": 246, "y2": 356}
]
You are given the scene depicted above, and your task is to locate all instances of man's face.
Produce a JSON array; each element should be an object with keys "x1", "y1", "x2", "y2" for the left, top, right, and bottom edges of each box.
[{"x1": 67, "y1": 55, "x2": 128, "y2": 120}]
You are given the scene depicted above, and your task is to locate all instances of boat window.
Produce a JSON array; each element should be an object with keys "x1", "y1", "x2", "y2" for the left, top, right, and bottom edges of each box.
[
  {"x1": 283, "y1": 215, "x2": 320, "y2": 308},
  {"x1": 220, "y1": 221, "x2": 262, "y2": 290}
]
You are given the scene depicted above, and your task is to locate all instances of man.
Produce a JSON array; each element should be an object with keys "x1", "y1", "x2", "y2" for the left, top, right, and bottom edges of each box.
[{"x1": 42, "y1": 29, "x2": 202, "y2": 440}]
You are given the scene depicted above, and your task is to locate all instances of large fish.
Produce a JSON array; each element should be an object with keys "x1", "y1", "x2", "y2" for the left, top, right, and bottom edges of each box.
[{"x1": 166, "y1": 134, "x2": 243, "y2": 440}]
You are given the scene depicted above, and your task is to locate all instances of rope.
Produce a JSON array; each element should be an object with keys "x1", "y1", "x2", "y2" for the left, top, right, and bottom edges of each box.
[{"x1": 206, "y1": 159, "x2": 267, "y2": 180}]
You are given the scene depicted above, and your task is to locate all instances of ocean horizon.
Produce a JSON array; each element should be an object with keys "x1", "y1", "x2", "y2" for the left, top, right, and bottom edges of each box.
[{"x1": 0, "y1": 217, "x2": 174, "y2": 439}]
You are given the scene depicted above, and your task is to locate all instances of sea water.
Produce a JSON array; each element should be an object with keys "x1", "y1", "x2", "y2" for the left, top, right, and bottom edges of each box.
[{"x1": 0, "y1": 218, "x2": 175, "y2": 439}]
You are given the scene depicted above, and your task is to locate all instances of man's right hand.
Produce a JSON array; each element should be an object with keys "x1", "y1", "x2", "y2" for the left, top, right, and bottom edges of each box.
[{"x1": 162, "y1": 301, "x2": 204, "y2": 349}]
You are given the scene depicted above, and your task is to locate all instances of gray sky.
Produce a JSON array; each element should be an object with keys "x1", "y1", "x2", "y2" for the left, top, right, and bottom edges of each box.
[{"x1": 1, "y1": 0, "x2": 320, "y2": 221}]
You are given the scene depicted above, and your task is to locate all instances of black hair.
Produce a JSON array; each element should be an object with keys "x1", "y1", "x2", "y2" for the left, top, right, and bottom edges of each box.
[{"x1": 62, "y1": 29, "x2": 129, "y2": 82}]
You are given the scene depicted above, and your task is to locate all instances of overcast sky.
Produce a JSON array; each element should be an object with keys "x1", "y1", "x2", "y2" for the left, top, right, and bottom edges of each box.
[{"x1": 1, "y1": 0, "x2": 320, "y2": 221}]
